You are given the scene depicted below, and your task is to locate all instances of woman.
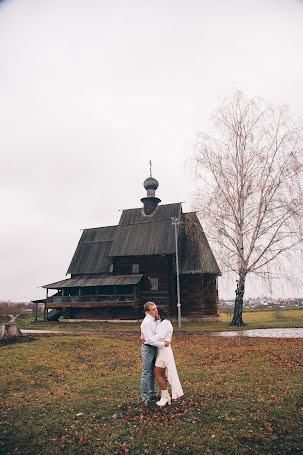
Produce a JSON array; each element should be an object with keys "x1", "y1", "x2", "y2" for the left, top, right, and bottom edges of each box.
[{"x1": 144, "y1": 307, "x2": 183, "y2": 406}]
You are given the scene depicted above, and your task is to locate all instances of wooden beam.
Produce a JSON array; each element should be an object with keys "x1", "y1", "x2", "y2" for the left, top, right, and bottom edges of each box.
[
  {"x1": 46, "y1": 302, "x2": 136, "y2": 308},
  {"x1": 44, "y1": 289, "x2": 48, "y2": 320}
]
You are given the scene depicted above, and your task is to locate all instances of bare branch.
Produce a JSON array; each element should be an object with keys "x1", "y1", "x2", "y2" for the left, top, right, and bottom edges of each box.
[{"x1": 191, "y1": 89, "x2": 303, "y2": 325}]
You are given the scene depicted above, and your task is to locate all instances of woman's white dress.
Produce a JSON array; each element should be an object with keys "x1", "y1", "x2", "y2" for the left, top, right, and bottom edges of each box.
[{"x1": 148, "y1": 319, "x2": 183, "y2": 400}]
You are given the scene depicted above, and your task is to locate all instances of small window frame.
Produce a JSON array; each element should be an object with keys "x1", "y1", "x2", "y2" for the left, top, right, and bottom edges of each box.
[
  {"x1": 132, "y1": 264, "x2": 139, "y2": 274},
  {"x1": 150, "y1": 277, "x2": 159, "y2": 290}
]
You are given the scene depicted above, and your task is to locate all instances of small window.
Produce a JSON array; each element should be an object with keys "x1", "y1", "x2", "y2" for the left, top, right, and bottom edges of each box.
[
  {"x1": 132, "y1": 264, "x2": 139, "y2": 274},
  {"x1": 150, "y1": 277, "x2": 159, "y2": 290}
]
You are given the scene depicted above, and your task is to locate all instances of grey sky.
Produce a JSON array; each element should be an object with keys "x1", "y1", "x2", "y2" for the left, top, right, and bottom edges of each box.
[{"x1": 1, "y1": 0, "x2": 303, "y2": 301}]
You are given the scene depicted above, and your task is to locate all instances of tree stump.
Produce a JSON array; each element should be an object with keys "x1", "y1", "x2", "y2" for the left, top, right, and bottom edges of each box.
[{"x1": 0, "y1": 323, "x2": 22, "y2": 340}]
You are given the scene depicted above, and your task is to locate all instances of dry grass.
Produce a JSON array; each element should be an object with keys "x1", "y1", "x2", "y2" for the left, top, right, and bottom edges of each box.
[{"x1": 1, "y1": 334, "x2": 302, "y2": 454}]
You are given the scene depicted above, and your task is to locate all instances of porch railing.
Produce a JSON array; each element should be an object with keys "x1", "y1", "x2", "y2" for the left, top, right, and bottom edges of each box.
[{"x1": 47, "y1": 295, "x2": 135, "y2": 304}]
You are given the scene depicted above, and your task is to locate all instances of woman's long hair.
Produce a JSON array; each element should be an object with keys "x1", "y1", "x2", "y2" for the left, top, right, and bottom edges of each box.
[{"x1": 157, "y1": 307, "x2": 172, "y2": 322}]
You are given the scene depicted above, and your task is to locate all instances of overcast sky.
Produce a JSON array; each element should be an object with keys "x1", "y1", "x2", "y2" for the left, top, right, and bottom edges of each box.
[{"x1": 1, "y1": 0, "x2": 303, "y2": 301}]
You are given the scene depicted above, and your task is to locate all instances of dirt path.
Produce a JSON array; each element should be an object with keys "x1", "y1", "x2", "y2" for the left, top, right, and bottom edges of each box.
[{"x1": 20, "y1": 327, "x2": 303, "y2": 338}]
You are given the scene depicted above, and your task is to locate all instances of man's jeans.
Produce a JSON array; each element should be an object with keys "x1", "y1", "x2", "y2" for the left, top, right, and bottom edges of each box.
[{"x1": 141, "y1": 344, "x2": 157, "y2": 402}]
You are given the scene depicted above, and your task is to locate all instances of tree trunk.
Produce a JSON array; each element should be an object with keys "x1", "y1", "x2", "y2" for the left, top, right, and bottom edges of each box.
[{"x1": 229, "y1": 277, "x2": 247, "y2": 326}]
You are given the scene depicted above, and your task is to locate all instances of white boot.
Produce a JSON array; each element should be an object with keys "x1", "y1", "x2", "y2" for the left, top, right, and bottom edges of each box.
[{"x1": 156, "y1": 390, "x2": 171, "y2": 407}]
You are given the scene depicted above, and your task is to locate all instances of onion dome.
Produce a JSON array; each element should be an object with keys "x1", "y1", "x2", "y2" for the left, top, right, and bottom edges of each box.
[
  {"x1": 143, "y1": 177, "x2": 159, "y2": 191},
  {"x1": 141, "y1": 175, "x2": 161, "y2": 215}
]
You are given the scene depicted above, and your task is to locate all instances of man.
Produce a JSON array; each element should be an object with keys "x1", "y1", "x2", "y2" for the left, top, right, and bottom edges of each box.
[{"x1": 140, "y1": 301, "x2": 169, "y2": 407}]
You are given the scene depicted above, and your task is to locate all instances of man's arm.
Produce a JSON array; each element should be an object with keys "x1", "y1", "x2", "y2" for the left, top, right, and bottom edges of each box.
[
  {"x1": 141, "y1": 320, "x2": 165, "y2": 348},
  {"x1": 141, "y1": 333, "x2": 169, "y2": 347}
]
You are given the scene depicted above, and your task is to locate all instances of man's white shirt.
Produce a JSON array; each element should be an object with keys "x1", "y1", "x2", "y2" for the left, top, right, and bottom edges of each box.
[{"x1": 141, "y1": 314, "x2": 165, "y2": 348}]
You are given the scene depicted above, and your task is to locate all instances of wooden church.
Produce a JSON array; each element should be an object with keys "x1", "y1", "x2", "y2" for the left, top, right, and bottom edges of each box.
[{"x1": 42, "y1": 174, "x2": 221, "y2": 320}]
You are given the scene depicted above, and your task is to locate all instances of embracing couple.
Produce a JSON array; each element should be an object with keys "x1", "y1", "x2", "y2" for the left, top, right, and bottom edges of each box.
[{"x1": 140, "y1": 301, "x2": 183, "y2": 408}]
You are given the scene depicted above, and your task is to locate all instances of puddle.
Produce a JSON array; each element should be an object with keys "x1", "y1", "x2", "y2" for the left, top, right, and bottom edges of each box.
[{"x1": 207, "y1": 328, "x2": 303, "y2": 338}]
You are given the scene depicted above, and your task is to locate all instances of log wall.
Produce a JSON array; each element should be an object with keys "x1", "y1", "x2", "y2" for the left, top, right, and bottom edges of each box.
[
  {"x1": 203, "y1": 274, "x2": 219, "y2": 315},
  {"x1": 114, "y1": 255, "x2": 173, "y2": 312},
  {"x1": 47, "y1": 257, "x2": 219, "y2": 320},
  {"x1": 180, "y1": 273, "x2": 218, "y2": 316},
  {"x1": 62, "y1": 305, "x2": 140, "y2": 320}
]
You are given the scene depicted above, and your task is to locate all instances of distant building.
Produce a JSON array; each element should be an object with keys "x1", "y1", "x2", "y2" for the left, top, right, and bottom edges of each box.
[{"x1": 42, "y1": 175, "x2": 221, "y2": 320}]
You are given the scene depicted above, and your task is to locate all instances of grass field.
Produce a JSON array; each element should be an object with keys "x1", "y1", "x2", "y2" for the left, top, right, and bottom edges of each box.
[
  {"x1": 14, "y1": 308, "x2": 303, "y2": 333},
  {"x1": 1, "y1": 333, "x2": 302, "y2": 454}
]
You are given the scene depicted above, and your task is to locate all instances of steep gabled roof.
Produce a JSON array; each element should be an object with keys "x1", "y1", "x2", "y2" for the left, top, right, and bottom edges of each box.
[
  {"x1": 65, "y1": 204, "x2": 220, "y2": 277},
  {"x1": 67, "y1": 225, "x2": 117, "y2": 274},
  {"x1": 108, "y1": 203, "x2": 182, "y2": 257},
  {"x1": 179, "y1": 212, "x2": 221, "y2": 275}
]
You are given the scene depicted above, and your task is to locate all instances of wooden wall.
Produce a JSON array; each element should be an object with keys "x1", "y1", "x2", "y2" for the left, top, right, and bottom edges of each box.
[
  {"x1": 61, "y1": 306, "x2": 140, "y2": 320},
  {"x1": 203, "y1": 274, "x2": 219, "y2": 315},
  {"x1": 180, "y1": 273, "x2": 218, "y2": 316},
  {"x1": 50, "y1": 257, "x2": 219, "y2": 320},
  {"x1": 114, "y1": 255, "x2": 174, "y2": 313},
  {"x1": 180, "y1": 274, "x2": 203, "y2": 316}
]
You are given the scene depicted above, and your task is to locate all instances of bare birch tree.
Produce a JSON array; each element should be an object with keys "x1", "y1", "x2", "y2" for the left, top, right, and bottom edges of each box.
[{"x1": 192, "y1": 90, "x2": 303, "y2": 325}]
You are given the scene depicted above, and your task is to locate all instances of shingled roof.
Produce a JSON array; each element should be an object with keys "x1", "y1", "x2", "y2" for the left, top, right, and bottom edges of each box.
[
  {"x1": 108, "y1": 203, "x2": 182, "y2": 257},
  {"x1": 67, "y1": 225, "x2": 116, "y2": 274},
  {"x1": 43, "y1": 274, "x2": 143, "y2": 289},
  {"x1": 179, "y1": 212, "x2": 221, "y2": 275},
  {"x1": 65, "y1": 204, "x2": 220, "y2": 277}
]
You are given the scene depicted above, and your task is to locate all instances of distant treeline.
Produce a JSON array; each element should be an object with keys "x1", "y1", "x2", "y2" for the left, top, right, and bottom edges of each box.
[{"x1": 0, "y1": 301, "x2": 43, "y2": 314}]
